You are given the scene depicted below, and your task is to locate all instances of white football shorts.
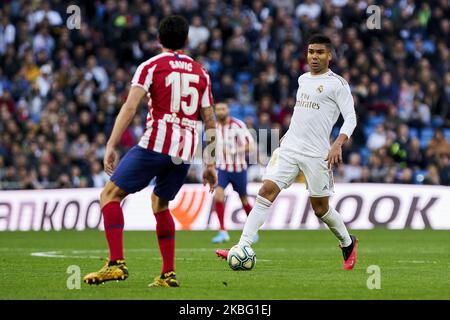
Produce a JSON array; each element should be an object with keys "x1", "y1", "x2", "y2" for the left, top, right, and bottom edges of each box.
[{"x1": 263, "y1": 147, "x2": 334, "y2": 197}]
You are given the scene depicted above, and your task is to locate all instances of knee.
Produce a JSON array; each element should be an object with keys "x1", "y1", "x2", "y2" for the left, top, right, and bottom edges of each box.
[
  {"x1": 100, "y1": 182, "x2": 126, "y2": 207},
  {"x1": 311, "y1": 202, "x2": 329, "y2": 217},
  {"x1": 151, "y1": 193, "x2": 169, "y2": 213},
  {"x1": 214, "y1": 188, "x2": 224, "y2": 202},
  {"x1": 258, "y1": 180, "x2": 280, "y2": 202}
]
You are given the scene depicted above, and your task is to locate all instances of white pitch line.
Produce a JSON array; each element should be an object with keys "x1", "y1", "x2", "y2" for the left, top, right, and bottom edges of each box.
[
  {"x1": 30, "y1": 251, "x2": 62, "y2": 258},
  {"x1": 31, "y1": 247, "x2": 289, "y2": 254},
  {"x1": 397, "y1": 260, "x2": 438, "y2": 264},
  {"x1": 30, "y1": 251, "x2": 271, "y2": 261},
  {"x1": 13, "y1": 246, "x2": 294, "y2": 253},
  {"x1": 71, "y1": 248, "x2": 220, "y2": 253},
  {"x1": 30, "y1": 249, "x2": 271, "y2": 261},
  {"x1": 30, "y1": 251, "x2": 100, "y2": 259},
  {"x1": 29, "y1": 248, "x2": 215, "y2": 258}
]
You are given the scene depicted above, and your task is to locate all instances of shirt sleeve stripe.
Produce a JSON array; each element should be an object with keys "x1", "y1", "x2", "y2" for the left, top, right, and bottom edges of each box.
[{"x1": 201, "y1": 68, "x2": 213, "y2": 107}]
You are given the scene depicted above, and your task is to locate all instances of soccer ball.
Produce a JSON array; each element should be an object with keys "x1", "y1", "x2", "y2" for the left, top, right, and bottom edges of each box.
[{"x1": 227, "y1": 245, "x2": 256, "y2": 271}]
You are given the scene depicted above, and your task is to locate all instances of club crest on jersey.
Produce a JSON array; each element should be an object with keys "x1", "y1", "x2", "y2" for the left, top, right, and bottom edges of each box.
[{"x1": 316, "y1": 85, "x2": 324, "y2": 93}]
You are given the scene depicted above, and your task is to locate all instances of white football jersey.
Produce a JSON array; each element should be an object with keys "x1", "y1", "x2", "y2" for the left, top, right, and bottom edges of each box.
[{"x1": 280, "y1": 69, "x2": 357, "y2": 158}]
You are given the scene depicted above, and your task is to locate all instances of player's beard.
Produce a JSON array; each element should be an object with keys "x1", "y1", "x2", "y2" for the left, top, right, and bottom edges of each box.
[
  {"x1": 217, "y1": 115, "x2": 227, "y2": 123},
  {"x1": 310, "y1": 61, "x2": 326, "y2": 74}
]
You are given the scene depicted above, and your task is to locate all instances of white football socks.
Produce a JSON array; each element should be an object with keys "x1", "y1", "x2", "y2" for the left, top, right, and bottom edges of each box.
[
  {"x1": 319, "y1": 206, "x2": 352, "y2": 247},
  {"x1": 238, "y1": 195, "x2": 272, "y2": 247}
]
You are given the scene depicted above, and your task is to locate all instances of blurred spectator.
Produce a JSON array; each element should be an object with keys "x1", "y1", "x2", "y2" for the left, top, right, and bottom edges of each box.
[
  {"x1": 406, "y1": 138, "x2": 426, "y2": 169},
  {"x1": 33, "y1": 25, "x2": 55, "y2": 56},
  {"x1": 396, "y1": 168, "x2": 414, "y2": 184},
  {"x1": 90, "y1": 161, "x2": 109, "y2": 188},
  {"x1": 28, "y1": 1, "x2": 63, "y2": 29},
  {"x1": 383, "y1": 166, "x2": 398, "y2": 184},
  {"x1": 437, "y1": 154, "x2": 450, "y2": 185},
  {"x1": 368, "y1": 154, "x2": 389, "y2": 183},
  {"x1": 353, "y1": 166, "x2": 373, "y2": 183},
  {"x1": 342, "y1": 153, "x2": 362, "y2": 183},
  {"x1": 37, "y1": 163, "x2": 53, "y2": 189},
  {"x1": 86, "y1": 56, "x2": 109, "y2": 92},
  {"x1": 384, "y1": 104, "x2": 402, "y2": 133},
  {"x1": 425, "y1": 128, "x2": 450, "y2": 160},
  {"x1": 188, "y1": 15, "x2": 210, "y2": 50},
  {"x1": 36, "y1": 64, "x2": 52, "y2": 97},
  {"x1": 423, "y1": 165, "x2": 441, "y2": 185},
  {"x1": 0, "y1": 13, "x2": 16, "y2": 56},
  {"x1": 217, "y1": 74, "x2": 235, "y2": 100},
  {"x1": 367, "y1": 124, "x2": 387, "y2": 151},
  {"x1": 295, "y1": 0, "x2": 321, "y2": 21},
  {"x1": 389, "y1": 124, "x2": 410, "y2": 166},
  {"x1": 407, "y1": 98, "x2": 431, "y2": 130}
]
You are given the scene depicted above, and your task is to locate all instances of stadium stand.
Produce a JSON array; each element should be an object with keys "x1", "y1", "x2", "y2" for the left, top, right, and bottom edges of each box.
[{"x1": 0, "y1": 0, "x2": 448, "y2": 190}]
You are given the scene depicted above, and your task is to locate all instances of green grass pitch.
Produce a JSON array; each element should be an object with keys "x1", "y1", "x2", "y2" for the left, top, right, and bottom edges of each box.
[{"x1": 1, "y1": 229, "x2": 449, "y2": 299}]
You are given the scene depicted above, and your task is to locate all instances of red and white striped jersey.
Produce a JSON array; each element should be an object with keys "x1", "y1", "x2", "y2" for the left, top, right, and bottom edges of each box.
[
  {"x1": 131, "y1": 51, "x2": 214, "y2": 161},
  {"x1": 216, "y1": 117, "x2": 254, "y2": 172}
]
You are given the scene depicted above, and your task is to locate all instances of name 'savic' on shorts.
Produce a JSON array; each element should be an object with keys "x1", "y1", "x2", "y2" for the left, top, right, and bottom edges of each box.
[{"x1": 263, "y1": 147, "x2": 334, "y2": 198}]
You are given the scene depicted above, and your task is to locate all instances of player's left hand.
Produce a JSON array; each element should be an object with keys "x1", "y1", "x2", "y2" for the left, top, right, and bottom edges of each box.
[
  {"x1": 202, "y1": 164, "x2": 217, "y2": 193},
  {"x1": 325, "y1": 143, "x2": 343, "y2": 169}
]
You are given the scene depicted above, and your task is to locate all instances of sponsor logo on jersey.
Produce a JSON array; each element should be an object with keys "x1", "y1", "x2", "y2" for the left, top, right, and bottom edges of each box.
[
  {"x1": 162, "y1": 113, "x2": 198, "y2": 129},
  {"x1": 295, "y1": 92, "x2": 320, "y2": 109},
  {"x1": 295, "y1": 100, "x2": 320, "y2": 110}
]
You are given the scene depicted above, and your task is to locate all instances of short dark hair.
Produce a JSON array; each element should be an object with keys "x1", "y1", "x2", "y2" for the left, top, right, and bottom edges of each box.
[
  {"x1": 307, "y1": 34, "x2": 332, "y2": 51},
  {"x1": 158, "y1": 15, "x2": 189, "y2": 50}
]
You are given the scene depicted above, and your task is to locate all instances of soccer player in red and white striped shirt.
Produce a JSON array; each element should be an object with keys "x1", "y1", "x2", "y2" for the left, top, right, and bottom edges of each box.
[
  {"x1": 212, "y1": 102, "x2": 256, "y2": 243},
  {"x1": 83, "y1": 16, "x2": 217, "y2": 287}
]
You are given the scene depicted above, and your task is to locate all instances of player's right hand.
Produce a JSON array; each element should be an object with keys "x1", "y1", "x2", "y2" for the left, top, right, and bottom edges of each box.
[
  {"x1": 104, "y1": 145, "x2": 119, "y2": 176},
  {"x1": 202, "y1": 164, "x2": 217, "y2": 193}
]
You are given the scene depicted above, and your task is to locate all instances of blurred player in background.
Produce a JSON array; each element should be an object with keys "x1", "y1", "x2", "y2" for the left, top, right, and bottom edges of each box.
[
  {"x1": 83, "y1": 15, "x2": 217, "y2": 287},
  {"x1": 217, "y1": 34, "x2": 359, "y2": 270},
  {"x1": 212, "y1": 102, "x2": 256, "y2": 243}
]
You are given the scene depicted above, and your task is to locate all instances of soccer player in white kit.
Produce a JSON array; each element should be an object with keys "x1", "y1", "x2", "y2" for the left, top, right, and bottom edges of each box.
[{"x1": 217, "y1": 34, "x2": 359, "y2": 270}]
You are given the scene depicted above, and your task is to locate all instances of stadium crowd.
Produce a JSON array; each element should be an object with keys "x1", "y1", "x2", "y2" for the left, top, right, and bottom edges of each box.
[{"x1": 0, "y1": 0, "x2": 449, "y2": 190}]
